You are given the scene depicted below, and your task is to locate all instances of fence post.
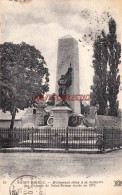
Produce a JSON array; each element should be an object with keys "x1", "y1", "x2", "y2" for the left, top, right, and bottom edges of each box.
[
  {"x1": 111, "y1": 130, "x2": 114, "y2": 150},
  {"x1": 103, "y1": 128, "x2": 106, "y2": 151},
  {"x1": 65, "y1": 127, "x2": 68, "y2": 151},
  {"x1": 14, "y1": 127, "x2": 16, "y2": 148},
  {"x1": 118, "y1": 130, "x2": 120, "y2": 148},
  {"x1": 31, "y1": 127, "x2": 34, "y2": 152}
]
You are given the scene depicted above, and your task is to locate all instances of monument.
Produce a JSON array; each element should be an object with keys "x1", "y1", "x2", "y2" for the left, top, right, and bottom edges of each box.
[
  {"x1": 52, "y1": 35, "x2": 81, "y2": 128},
  {"x1": 55, "y1": 35, "x2": 80, "y2": 113}
]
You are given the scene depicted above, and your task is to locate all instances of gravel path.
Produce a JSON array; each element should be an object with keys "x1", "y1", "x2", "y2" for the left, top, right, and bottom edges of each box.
[{"x1": 0, "y1": 150, "x2": 122, "y2": 179}]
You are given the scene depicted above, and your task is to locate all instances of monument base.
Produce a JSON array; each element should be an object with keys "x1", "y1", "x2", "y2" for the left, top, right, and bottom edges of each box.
[{"x1": 52, "y1": 106, "x2": 72, "y2": 128}]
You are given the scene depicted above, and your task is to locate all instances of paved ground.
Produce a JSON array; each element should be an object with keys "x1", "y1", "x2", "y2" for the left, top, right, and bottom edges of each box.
[{"x1": 0, "y1": 149, "x2": 122, "y2": 179}]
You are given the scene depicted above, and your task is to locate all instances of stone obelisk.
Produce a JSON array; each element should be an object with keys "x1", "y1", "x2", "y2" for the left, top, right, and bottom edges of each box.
[
  {"x1": 55, "y1": 35, "x2": 80, "y2": 114},
  {"x1": 51, "y1": 35, "x2": 81, "y2": 128}
]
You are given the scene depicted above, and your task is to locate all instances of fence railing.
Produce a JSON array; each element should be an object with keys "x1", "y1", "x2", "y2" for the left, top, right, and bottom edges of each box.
[
  {"x1": 103, "y1": 128, "x2": 122, "y2": 150},
  {"x1": 0, "y1": 127, "x2": 122, "y2": 151}
]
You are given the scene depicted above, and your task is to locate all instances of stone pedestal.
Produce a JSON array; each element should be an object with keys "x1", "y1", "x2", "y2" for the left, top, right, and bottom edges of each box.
[{"x1": 52, "y1": 106, "x2": 72, "y2": 128}]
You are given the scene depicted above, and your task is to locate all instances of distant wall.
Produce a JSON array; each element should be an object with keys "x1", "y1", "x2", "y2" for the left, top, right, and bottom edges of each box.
[
  {"x1": 0, "y1": 120, "x2": 22, "y2": 128},
  {"x1": 96, "y1": 115, "x2": 121, "y2": 129}
]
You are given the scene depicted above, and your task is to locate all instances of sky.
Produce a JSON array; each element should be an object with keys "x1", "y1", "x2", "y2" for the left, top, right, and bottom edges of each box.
[{"x1": 0, "y1": 0, "x2": 121, "y2": 106}]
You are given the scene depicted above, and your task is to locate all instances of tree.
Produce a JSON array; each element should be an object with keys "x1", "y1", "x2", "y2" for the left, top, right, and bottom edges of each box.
[
  {"x1": 90, "y1": 31, "x2": 108, "y2": 115},
  {"x1": 0, "y1": 42, "x2": 49, "y2": 129},
  {"x1": 107, "y1": 18, "x2": 121, "y2": 116},
  {"x1": 80, "y1": 101, "x2": 90, "y2": 115},
  {"x1": 47, "y1": 93, "x2": 55, "y2": 106}
]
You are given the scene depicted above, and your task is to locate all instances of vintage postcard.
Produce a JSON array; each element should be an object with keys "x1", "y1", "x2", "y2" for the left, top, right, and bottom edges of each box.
[{"x1": 0, "y1": 0, "x2": 122, "y2": 195}]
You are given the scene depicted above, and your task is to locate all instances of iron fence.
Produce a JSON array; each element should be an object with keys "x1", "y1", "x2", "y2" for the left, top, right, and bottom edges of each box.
[
  {"x1": 0, "y1": 127, "x2": 121, "y2": 151},
  {"x1": 103, "y1": 128, "x2": 122, "y2": 150}
]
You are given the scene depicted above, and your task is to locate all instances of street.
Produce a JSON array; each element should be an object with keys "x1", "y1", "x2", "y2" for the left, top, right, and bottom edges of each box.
[{"x1": 0, "y1": 150, "x2": 122, "y2": 179}]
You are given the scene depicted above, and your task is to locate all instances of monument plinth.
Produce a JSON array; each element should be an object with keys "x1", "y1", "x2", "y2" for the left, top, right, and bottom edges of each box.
[{"x1": 52, "y1": 106, "x2": 72, "y2": 128}]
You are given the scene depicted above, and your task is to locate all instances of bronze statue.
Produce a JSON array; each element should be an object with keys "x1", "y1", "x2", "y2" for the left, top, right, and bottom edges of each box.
[{"x1": 57, "y1": 63, "x2": 72, "y2": 105}]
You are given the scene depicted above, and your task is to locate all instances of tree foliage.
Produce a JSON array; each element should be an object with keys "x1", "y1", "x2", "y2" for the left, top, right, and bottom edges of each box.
[
  {"x1": 80, "y1": 101, "x2": 90, "y2": 115},
  {"x1": 90, "y1": 31, "x2": 108, "y2": 115},
  {"x1": 107, "y1": 18, "x2": 121, "y2": 116},
  {"x1": 91, "y1": 18, "x2": 121, "y2": 116},
  {"x1": 0, "y1": 42, "x2": 49, "y2": 129}
]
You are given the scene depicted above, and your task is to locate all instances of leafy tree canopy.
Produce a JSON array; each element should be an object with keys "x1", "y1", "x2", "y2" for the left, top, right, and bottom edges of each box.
[
  {"x1": 90, "y1": 31, "x2": 108, "y2": 115},
  {"x1": 107, "y1": 18, "x2": 121, "y2": 116},
  {"x1": 90, "y1": 18, "x2": 121, "y2": 116},
  {"x1": 0, "y1": 42, "x2": 49, "y2": 128}
]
